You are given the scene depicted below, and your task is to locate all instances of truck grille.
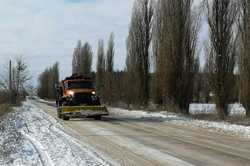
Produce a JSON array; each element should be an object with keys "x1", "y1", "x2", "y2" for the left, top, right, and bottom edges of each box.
[{"x1": 74, "y1": 93, "x2": 92, "y2": 105}]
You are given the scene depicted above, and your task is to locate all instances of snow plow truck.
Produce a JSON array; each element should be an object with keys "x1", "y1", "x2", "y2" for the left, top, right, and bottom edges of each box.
[{"x1": 56, "y1": 74, "x2": 108, "y2": 120}]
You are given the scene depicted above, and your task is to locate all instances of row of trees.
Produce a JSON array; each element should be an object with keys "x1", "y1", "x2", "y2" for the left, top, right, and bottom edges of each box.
[
  {"x1": 37, "y1": 34, "x2": 115, "y2": 101},
  {"x1": 37, "y1": 63, "x2": 59, "y2": 99},
  {"x1": 125, "y1": 0, "x2": 200, "y2": 113},
  {"x1": 106, "y1": 0, "x2": 248, "y2": 118},
  {"x1": 37, "y1": 0, "x2": 250, "y2": 118},
  {"x1": 123, "y1": 0, "x2": 250, "y2": 118}
]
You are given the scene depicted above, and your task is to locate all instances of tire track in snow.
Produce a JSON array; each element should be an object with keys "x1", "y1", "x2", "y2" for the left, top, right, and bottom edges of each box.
[
  {"x1": 22, "y1": 133, "x2": 54, "y2": 166},
  {"x1": 30, "y1": 99, "x2": 114, "y2": 166},
  {"x1": 21, "y1": 99, "x2": 111, "y2": 166}
]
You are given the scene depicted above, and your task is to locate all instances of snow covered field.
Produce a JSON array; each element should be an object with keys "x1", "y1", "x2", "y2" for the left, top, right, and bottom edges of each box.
[
  {"x1": 0, "y1": 100, "x2": 111, "y2": 166},
  {"x1": 109, "y1": 108, "x2": 250, "y2": 139}
]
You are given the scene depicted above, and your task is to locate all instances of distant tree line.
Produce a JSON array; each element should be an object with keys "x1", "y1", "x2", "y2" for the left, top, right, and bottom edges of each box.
[
  {"x1": 37, "y1": 0, "x2": 250, "y2": 118},
  {"x1": 37, "y1": 63, "x2": 59, "y2": 99}
]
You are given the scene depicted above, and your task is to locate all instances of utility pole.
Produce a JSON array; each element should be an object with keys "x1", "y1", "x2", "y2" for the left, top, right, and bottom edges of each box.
[{"x1": 9, "y1": 60, "x2": 12, "y2": 104}]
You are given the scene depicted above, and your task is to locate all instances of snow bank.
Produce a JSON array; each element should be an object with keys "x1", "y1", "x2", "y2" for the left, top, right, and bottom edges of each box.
[
  {"x1": 30, "y1": 96, "x2": 56, "y2": 106},
  {"x1": 109, "y1": 107, "x2": 187, "y2": 121},
  {"x1": 110, "y1": 107, "x2": 250, "y2": 139},
  {"x1": 174, "y1": 119, "x2": 250, "y2": 139},
  {"x1": 189, "y1": 103, "x2": 246, "y2": 116},
  {"x1": 0, "y1": 100, "x2": 111, "y2": 166}
]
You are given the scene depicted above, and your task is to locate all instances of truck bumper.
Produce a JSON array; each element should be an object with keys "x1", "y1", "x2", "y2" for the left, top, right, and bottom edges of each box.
[{"x1": 58, "y1": 106, "x2": 109, "y2": 118}]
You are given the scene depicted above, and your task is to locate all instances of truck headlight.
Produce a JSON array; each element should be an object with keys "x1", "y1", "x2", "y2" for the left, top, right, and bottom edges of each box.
[
  {"x1": 67, "y1": 90, "x2": 75, "y2": 96},
  {"x1": 92, "y1": 91, "x2": 96, "y2": 95}
]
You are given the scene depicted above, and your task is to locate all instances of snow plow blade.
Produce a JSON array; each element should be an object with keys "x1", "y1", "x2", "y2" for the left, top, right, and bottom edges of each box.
[
  {"x1": 59, "y1": 105, "x2": 108, "y2": 113},
  {"x1": 58, "y1": 106, "x2": 108, "y2": 119}
]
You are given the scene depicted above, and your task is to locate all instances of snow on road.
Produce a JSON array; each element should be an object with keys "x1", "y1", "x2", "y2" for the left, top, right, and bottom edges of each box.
[
  {"x1": 1, "y1": 98, "x2": 249, "y2": 166},
  {"x1": 109, "y1": 107, "x2": 250, "y2": 139},
  {"x1": 0, "y1": 100, "x2": 111, "y2": 166}
]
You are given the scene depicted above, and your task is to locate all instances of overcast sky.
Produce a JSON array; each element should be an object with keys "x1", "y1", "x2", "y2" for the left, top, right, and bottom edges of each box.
[{"x1": 0, "y1": 0, "x2": 204, "y2": 85}]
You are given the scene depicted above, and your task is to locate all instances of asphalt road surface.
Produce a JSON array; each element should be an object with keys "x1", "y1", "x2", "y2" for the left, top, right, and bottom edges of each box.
[{"x1": 34, "y1": 100, "x2": 250, "y2": 166}]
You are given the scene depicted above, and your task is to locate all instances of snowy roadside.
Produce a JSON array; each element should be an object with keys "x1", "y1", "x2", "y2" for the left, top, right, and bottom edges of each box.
[
  {"x1": 109, "y1": 108, "x2": 250, "y2": 139},
  {"x1": 34, "y1": 98, "x2": 250, "y2": 139},
  {"x1": 32, "y1": 96, "x2": 56, "y2": 107},
  {"x1": 0, "y1": 100, "x2": 112, "y2": 166}
]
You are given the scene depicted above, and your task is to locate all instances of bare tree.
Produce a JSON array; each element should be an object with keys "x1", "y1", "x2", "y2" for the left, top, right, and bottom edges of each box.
[
  {"x1": 206, "y1": 0, "x2": 238, "y2": 118},
  {"x1": 37, "y1": 62, "x2": 59, "y2": 99},
  {"x1": 96, "y1": 39, "x2": 106, "y2": 99},
  {"x1": 126, "y1": 0, "x2": 154, "y2": 106},
  {"x1": 0, "y1": 58, "x2": 31, "y2": 103},
  {"x1": 192, "y1": 55, "x2": 201, "y2": 102},
  {"x1": 239, "y1": 0, "x2": 250, "y2": 117},
  {"x1": 181, "y1": 2, "x2": 201, "y2": 112},
  {"x1": 203, "y1": 39, "x2": 214, "y2": 103},
  {"x1": 140, "y1": 0, "x2": 154, "y2": 105},
  {"x1": 106, "y1": 33, "x2": 115, "y2": 73},
  {"x1": 48, "y1": 63, "x2": 59, "y2": 99},
  {"x1": 153, "y1": 0, "x2": 200, "y2": 113},
  {"x1": 126, "y1": 35, "x2": 139, "y2": 105},
  {"x1": 13, "y1": 58, "x2": 30, "y2": 96},
  {"x1": 72, "y1": 41, "x2": 93, "y2": 76},
  {"x1": 37, "y1": 69, "x2": 50, "y2": 99},
  {"x1": 72, "y1": 40, "x2": 82, "y2": 74},
  {"x1": 80, "y1": 42, "x2": 93, "y2": 76},
  {"x1": 105, "y1": 33, "x2": 115, "y2": 104}
]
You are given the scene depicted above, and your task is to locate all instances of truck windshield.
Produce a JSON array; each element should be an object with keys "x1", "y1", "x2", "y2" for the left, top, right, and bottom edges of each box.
[{"x1": 66, "y1": 81, "x2": 94, "y2": 89}]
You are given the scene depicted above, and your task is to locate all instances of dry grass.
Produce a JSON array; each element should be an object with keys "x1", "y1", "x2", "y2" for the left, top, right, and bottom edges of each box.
[
  {"x1": 0, "y1": 91, "x2": 9, "y2": 104},
  {"x1": 191, "y1": 114, "x2": 221, "y2": 121},
  {"x1": 0, "y1": 104, "x2": 12, "y2": 118},
  {"x1": 225, "y1": 116, "x2": 250, "y2": 126}
]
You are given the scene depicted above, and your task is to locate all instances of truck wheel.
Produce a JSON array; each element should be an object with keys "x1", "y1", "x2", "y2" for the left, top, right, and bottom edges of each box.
[
  {"x1": 57, "y1": 110, "x2": 62, "y2": 119},
  {"x1": 94, "y1": 116, "x2": 101, "y2": 120},
  {"x1": 63, "y1": 115, "x2": 70, "y2": 121},
  {"x1": 58, "y1": 113, "x2": 62, "y2": 119}
]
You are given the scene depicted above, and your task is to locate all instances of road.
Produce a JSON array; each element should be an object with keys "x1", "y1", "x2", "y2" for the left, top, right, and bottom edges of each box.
[{"x1": 35, "y1": 100, "x2": 250, "y2": 166}]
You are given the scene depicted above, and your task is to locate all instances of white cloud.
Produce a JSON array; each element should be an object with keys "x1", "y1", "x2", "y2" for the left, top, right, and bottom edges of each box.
[{"x1": 0, "y1": 0, "x2": 134, "y2": 83}]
